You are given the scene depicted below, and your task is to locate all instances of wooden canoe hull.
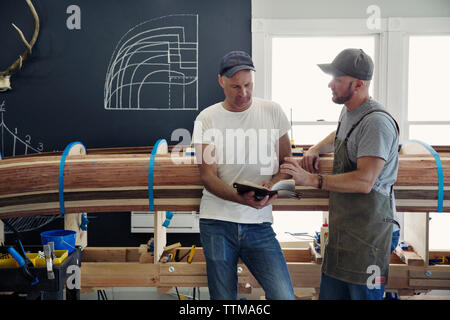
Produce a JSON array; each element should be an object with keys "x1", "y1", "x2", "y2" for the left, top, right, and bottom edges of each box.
[{"x1": 0, "y1": 151, "x2": 449, "y2": 218}]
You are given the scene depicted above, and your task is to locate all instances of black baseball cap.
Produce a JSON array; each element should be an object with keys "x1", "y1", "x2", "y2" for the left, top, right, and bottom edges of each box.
[
  {"x1": 219, "y1": 51, "x2": 255, "y2": 78},
  {"x1": 318, "y1": 48, "x2": 374, "y2": 80}
]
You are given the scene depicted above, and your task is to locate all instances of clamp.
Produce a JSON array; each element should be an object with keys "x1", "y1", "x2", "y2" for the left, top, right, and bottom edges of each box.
[
  {"x1": 162, "y1": 211, "x2": 174, "y2": 228},
  {"x1": 43, "y1": 242, "x2": 55, "y2": 280}
]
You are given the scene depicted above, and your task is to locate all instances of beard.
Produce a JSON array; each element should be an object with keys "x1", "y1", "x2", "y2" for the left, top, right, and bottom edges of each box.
[
  {"x1": 332, "y1": 90, "x2": 353, "y2": 104},
  {"x1": 331, "y1": 81, "x2": 354, "y2": 104}
]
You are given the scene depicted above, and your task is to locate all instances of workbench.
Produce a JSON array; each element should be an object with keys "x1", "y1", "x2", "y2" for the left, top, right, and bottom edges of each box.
[{"x1": 79, "y1": 244, "x2": 450, "y2": 298}]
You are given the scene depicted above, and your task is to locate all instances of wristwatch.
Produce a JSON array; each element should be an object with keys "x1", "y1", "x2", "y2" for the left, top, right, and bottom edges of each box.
[{"x1": 317, "y1": 174, "x2": 323, "y2": 189}]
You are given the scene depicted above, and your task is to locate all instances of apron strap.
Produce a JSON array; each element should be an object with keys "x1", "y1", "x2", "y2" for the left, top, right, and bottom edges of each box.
[
  {"x1": 344, "y1": 109, "x2": 400, "y2": 145},
  {"x1": 384, "y1": 217, "x2": 401, "y2": 229},
  {"x1": 341, "y1": 109, "x2": 401, "y2": 229}
]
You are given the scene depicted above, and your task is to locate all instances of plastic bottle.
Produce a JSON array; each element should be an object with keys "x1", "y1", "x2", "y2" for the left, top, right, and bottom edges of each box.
[{"x1": 320, "y1": 219, "x2": 329, "y2": 256}]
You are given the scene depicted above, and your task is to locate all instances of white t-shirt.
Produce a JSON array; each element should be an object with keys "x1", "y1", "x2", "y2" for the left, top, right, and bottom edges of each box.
[{"x1": 192, "y1": 97, "x2": 291, "y2": 224}]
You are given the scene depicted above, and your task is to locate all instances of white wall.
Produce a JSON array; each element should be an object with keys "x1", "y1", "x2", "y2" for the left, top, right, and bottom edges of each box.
[{"x1": 252, "y1": 0, "x2": 450, "y2": 19}]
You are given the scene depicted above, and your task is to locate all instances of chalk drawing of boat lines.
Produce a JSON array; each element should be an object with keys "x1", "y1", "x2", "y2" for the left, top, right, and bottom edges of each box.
[
  {"x1": 0, "y1": 102, "x2": 43, "y2": 159},
  {"x1": 104, "y1": 14, "x2": 199, "y2": 111}
]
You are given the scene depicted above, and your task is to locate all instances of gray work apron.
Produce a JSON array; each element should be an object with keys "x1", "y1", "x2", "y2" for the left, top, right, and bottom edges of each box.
[{"x1": 322, "y1": 110, "x2": 399, "y2": 286}]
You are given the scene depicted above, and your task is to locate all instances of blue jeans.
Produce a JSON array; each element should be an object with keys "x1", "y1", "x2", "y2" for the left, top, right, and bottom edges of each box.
[
  {"x1": 199, "y1": 219, "x2": 295, "y2": 300},
  {"x1": 318, "y1": 273, "x2": 385, "y2": 300},
  {"x1": 319, "y1": 231, "x2": 400, "y2": 300},
  {"x1": 391, "y1": 230, "x2": 400, "y2": 253}
]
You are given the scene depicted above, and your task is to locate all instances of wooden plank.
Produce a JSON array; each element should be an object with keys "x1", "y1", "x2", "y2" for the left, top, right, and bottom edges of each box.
[
  {"x1": 159, "y1": 276, "x2": 207, "y2": 285},
  {"x1": 79, "y1": 259, "x2": 450, "y2": 290},
  {"x1": 164, "y1": 242, "x2": 181, "y2": 251},
  {"x1": 394, "y1": 246, "x2": 425, "y2": 266},
  {"x1": 409, "y1": 279, "x2": 450, "y2": 288},
  {"x1": 154, "y1": 211, "x2": 166, "y2": 263},
  {"x1": 82, "y1": 247, "x2": 128, "y2": 262},
  {"x1": 282, "y1": 248, "x2": 312, "y2": 262},
  {"x1": 409, "y1": 267, "x2": 450, "y2": 279},
  {"x1": 81, "y1": 262, "x2": 159, "y2": 287},
  {"x1": 64, "y1": 143, "x2": 88, "y2": 249},
  {"x1": 286, "y1": 263, "x2": 322, "y2": 288},
  {"x1": 403, "y1": 212, "x2": 429, "y2": 265},
  {"x1": 82, "y1": 246, "x2": 315, "y2": 264},
  {"x1": 158, "y1": 262, "x2": 209, "y2": 286},
  {"x1": 390, "y1": 251, "x2": 405, "y2": 264},
  {"x1": 386, "y1": 265, "x2": 410, "y2": 289}
]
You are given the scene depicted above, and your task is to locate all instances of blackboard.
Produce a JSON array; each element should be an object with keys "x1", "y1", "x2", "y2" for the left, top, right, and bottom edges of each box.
[
  {"x1": 0, "y1": 0, "x2": 252, "y2": 156},
  {"x1": 1, "y1": 0, "x2": 251, "y2": 246}
]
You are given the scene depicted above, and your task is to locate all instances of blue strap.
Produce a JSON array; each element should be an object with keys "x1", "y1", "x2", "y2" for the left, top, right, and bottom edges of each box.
[
  {"x1": 148, "y1": 139, "x2": 167, "y2": 211},
  {"x1": 406, "y1": 140, "x2": 444, "y2": 212},
  {"x1": 80, "y1": 213, "x2": 89, "y2": 231},
  {"x1": 59, "y1": 141, "x2": 86, "y2": 215},
  {"x1": 162, "y1": 210, "x2": 174, "y2": 228}
]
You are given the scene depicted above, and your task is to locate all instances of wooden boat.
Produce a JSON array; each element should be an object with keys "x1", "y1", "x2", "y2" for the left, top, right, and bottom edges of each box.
[{"x1": 0, "y1": 145, "x2": 448, "y2": 218}]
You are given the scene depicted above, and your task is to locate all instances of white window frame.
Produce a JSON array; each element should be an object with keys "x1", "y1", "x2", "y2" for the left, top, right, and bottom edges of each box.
[{"x1": 252, "y1": 17, "x2": 450, "y2": 144}]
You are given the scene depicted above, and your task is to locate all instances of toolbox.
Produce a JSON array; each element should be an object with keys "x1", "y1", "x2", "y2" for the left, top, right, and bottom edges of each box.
[
  {"x1": 0, "y1": 246, "x2": 81, "y2": 300},
  {"x1": 0, "y1": 250, "x2": 69, "y2": 268}
]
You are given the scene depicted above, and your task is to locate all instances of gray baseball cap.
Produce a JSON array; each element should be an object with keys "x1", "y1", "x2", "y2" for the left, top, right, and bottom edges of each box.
[
  {"x1": 318, "y1": 48, "x2": 374, "y2": 80},
  {"x1": 219, "y1": 51, "x2": 255, "y2": 78}
]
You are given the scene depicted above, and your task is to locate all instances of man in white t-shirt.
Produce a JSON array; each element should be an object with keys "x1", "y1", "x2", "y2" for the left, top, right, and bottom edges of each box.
[{"x1": 192, "y1": 51, "x2": 295, "y2": 300}]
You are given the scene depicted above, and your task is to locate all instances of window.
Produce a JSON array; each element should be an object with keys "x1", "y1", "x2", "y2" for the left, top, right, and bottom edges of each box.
[
  {"x1": 271, "y1": 36, "x2": 375, "y2": 144},
  {"x1": 254, "y1": 17, "x2": 450, "y2": 249},
  {"x1": 408, "y1": 35, "x2": 450, "y2": 145},
  {"x1": 429, "y1": 213, "x2": 450, "y2": 250},
  {"x1": 268, "y1": 31, "x2": 377, "y2": 239}
]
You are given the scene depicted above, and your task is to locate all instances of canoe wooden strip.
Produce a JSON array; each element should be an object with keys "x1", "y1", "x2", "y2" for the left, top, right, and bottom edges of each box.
[
  {"x1": 0, "y1": 151, "x2": 449, "y2": 218},
  {"x1": 1, "y1": 155, "x2": 447, "y2": 196},
  {"x1": 2, "y1": 187, "x2": 448, "y2": 210},
  {"x1": 4, "y1": 145, "x2": 450, "y2": 159},
  {"x1": 0, "y1": 197, "x2": 448, "y2": 219}
]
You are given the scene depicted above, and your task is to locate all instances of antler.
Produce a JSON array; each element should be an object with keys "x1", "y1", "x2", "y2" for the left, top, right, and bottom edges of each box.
[{"x1": 0, "y1": 0, "x2": 40, "y2": 92}]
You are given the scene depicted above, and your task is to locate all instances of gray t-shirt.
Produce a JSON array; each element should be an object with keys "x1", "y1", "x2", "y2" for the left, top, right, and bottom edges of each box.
[{"x1": 336, "y1": 98, "x2": 400, "y2": 229}]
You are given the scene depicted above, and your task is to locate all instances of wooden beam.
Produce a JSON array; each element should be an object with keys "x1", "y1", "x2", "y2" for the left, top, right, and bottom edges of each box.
[
  {"x1": 81, "y1": 262, "x2": 159, "y2": 287},
  {"x1": 386, "y1": 264, "x2": 410, "y2": 289},
  {"x1": 154, "y1": 211, "x2": 166, "y2": 263},
  {"x1": 403, "y1": 212, "x2": 429, "y2": 265},
  {"x1": 409, "y1": 279, "x2": 450, "y2": 288},
  {"x1": 82, "y1": 247, "x2": 140, "y2": 262},
  {"x1": 80, "y1": 249, "x2": 450, "y2": 291},
  {"x1": 64, "y1": 143, "x2": 88, "y2": 249},
  {"x1": 409, "y1": 267, "x2": 450, "y2": 280},
  {"x1": 153, "y1": 141, "x2": 169, "y2": 263},
  {"x1": 394, "y1": 246, "x2": 425, "y2": 266}
]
